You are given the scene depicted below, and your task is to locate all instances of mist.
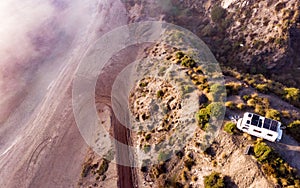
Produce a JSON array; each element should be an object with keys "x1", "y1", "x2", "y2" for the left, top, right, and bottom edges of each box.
[{"x1": 0, "y1": 0, "x2": 99, "y2": 123}]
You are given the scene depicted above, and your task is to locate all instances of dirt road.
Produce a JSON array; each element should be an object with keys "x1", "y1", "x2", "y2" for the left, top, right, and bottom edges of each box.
[
  {"x1": 0, "y1": 0, "x2": 129, "y2": 187},
  {"x1": 95, "y1": 45, "x2": 149, "y2": 188}
]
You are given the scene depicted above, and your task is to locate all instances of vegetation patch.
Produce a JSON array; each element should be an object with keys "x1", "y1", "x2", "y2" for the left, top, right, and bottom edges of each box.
[
  {"x1": 254, "y1": 140, "x2": 300, "y2": 187},
  {"x1": 196, "y1": 102, "x2": 225, "y2": 130},
  {"x1": 287, "y1": 120, "x2": 300, "y2": 143},
  {"x1": 211, "y1": 6, "x2": 226, "y2": 23},
  {"x1": 223, "y1": 68, "x2": 300, "y2": 108},
  {"x1": 223, "y1": 122, "x2": 237, "y2": 134},
  {"x1": 204, "y1": 171, "x2": 225, "y2": 188},
  {"x1": 265, "y1": 109, "x2": 280, "y2": 121},
  {"x1": 225, "y1": 82, "x2": 242, "y2": 96}
]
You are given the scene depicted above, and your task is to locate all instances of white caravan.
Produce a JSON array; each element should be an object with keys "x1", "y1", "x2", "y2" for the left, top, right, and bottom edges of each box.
[{"x1": 237, "y1": 112, "x2": 283, "y2": 142}]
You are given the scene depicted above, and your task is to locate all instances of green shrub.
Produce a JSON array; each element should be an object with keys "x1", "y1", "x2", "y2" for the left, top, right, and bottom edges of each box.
[
  {"x1": 287, "y1": 120, "x2": 300, "y2": 143},
  {"x1": 97, "y1": 159, "x2": 109, "y2": 176},
  {"x1": 158, "y1": 150, "x2": 172, "y2": 162},
  {"x1": 254, "y1": 141, "x2": 273, "y2": 162},
  {"x1": 204, "y1": 172, "x2": 225, "y2": 188},
  {"x1": 247, "y1": 98, "x2": 256, "y2": 107},
  {"x1": 236, "y1": 103, "x2": 246, "y2": 110},
  {"x1": 139, "y1": 82, "x2": 148, "y2": 87},
  {"x1": 143, "y1": 144, "x2": 151, "y2": 153},
  {"x1": 265, "y1": 109, "x2": 280, "y2": 121},
  {"x1": 224, "y1": 122, "x2": 236, "y2": 134},
  {"x1": 206, "y1": 102, "x2": 225, "y2": 120},
  {"x1": 196, "y1": 108, "x2": 210, "y2": 130},
  {"x1": 210, "y1": 83, "x2": 226, "y2": 102},
  {"x1": 283, "y1": 87, "x2": 299, "y2": 102},
  {"x1": 225, "y1": 82, "x2": 242, "y2": 96},
  {"x1": 256, "y1": 84, "x2": 268, "y2": 93},
  {"x1": 211, "y1": 6, "x2": 226, "y2": 23},
  {"x1": 181, "y1": 56, "x2": 196, "y2": 68},
  {"x1": 254, "y1": 140, "x2": 300, "y2": 186},
  {"x1": 254, "y1": 104, "x2": 265, "y2": 116},
  {"x1": 242, "y1": 95, "x2": 251, "y2": 102},
  {"x1": 225, "y1": 101, "x2": 235, "y2": 110},
  {"x1": 157, "y1": 90, "x2": 164, "y2": 98},
  {"x1": 145, "y1": 133, "x2": 152, "y2": 141},
  {"x1": 176, "y1": 51, "x2": 185, "y2": 59},
  {"x1": 196, "y1": 102, "x2": 225, "y2": 130}
]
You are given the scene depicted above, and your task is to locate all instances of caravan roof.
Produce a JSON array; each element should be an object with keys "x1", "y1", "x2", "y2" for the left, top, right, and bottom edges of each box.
[{"x1": 237, "y1": 112, "x2": 283, "y2": 142}]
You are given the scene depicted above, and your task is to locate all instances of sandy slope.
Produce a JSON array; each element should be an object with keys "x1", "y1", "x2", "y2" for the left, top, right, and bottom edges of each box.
[{"x1": 0, "y1": 0, "x2": 128, "y2": 187}]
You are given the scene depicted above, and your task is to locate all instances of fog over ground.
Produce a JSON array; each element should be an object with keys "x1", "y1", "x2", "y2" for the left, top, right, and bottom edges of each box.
[
  {"x1": 0, "y1": 0, "x2": 99, "y2": 123},
  {"x1": 0, "y1": 0, "x2": 128, "y2": 186}
]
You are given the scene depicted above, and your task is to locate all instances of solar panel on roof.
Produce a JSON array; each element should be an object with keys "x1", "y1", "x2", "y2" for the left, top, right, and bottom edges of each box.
[
  {"x1": 263, "y1": 118, "x2": 271, "y2": 129},
  {"x1": 251, "y1": 114, "x2": 259, "y2": 126},
  {"x1": 258, "y1": 119, "x2": 262, "y2": 128},
  {"x1": 270, "y1": 121, "x2": 278, "y2": 131},
  {"x1": 251, "y1": 119, "x2": 258, "y2": 126},
  {"x1": 252, "y1": 114, "x2": 259, "y2": 120}
]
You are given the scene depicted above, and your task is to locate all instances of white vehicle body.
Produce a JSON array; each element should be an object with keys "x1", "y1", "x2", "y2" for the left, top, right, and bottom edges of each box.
[{"x1": 237, "y1": 112, "x2": 283, "y2": 142}]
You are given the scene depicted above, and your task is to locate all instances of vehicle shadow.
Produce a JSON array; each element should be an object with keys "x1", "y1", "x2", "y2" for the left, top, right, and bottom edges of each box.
[{"x1": 224, "y1": 175, "x2": 238, "y2": 188}]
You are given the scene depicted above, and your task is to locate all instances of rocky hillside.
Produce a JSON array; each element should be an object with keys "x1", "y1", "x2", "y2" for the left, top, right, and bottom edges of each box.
[
  {"x1": 125, "y1": 39, "x2": 300, "y2": 188},
  {"x1": 124, "y1": 0, "x2": 300, "y2": 86},
  {"x1": 77, "y1": 1, "x2": 300, "y2": 187}
]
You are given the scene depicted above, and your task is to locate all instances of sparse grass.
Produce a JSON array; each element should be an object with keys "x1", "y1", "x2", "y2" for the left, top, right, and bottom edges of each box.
[
  {"x1": 182, "y1": 85, "x2": 194, "y2": 95},
  {"x1": 184, "y1": 157, "x2": 195, "y2": 170},
  {"x1": 281, "y1": 110, "x2": 291, "y2": 119},
  {"x1": 244, "y1": 94, "x2": 270, "y2": 115},
  {"x1": 222, "y1": 67, "x2": 300, "y2": 108},
  {"x1": 242, "y1": 95, "x2": 251, "y2": 102}
]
